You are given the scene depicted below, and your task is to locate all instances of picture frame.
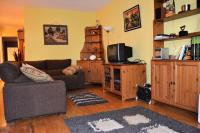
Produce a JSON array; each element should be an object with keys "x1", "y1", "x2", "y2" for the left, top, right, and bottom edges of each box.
[
  {"x1": 123, "y1": 5, "x2": 141, "y2": 32},
  {"x1": 43, "y1": 24, "x2": 68, "y2": 45},
  {"x1": 163, "y1": 0, "x2": 175, "y2": 17}
]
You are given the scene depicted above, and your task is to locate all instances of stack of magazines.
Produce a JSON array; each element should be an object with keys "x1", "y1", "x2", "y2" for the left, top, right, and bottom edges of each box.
[{"x1": 154, "y1": 34, "x2": 170, "y2": 40}]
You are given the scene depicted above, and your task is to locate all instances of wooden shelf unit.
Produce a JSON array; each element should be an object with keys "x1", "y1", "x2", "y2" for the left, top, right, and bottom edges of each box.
[
  {"x1": 155, "y1": 8, "x2": 200, "y2": 22},
  {"x1": 152, "y1": 0, "x2": 200, "y2": 112},
  {"x1": 80, "y1": 25, "x2": 104, "y2": 60},
  {"x1": 154, "y1": 32, "x2": 200, "y2": 41},
  {"x1": 153, "y1": 1, "x2": 200, "y2": 56},
  {"x1": 103, "y1": 63, "x2": 146, "y2": 101},
  {"x1": 78, "y1": 25, "x2": 105, "y2": 84}
]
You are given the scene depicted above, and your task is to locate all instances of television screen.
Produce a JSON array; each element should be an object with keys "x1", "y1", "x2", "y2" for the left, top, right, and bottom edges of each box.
[{"x1": 107, "y1": 43, "x2": 132, "y2": 63}]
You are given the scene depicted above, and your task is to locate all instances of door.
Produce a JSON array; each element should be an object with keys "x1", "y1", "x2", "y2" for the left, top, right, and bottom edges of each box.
[
  {"x1": 174, "y1": 62, "x2": 200, "y2": 111},
  {"x1": 151, "y1": 61, "x2": 173, "y2": 104},
  {"x1": 2, "y1": 37, "x2": 18, "y2": 62}
]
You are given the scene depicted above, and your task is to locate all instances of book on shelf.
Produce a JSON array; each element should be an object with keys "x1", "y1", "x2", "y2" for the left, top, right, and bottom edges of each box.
[
  {"x1": 176, "y1": 45, "x2": 187, "y2": 60},
  {"x1": 176, "y1": 45, "x2": 192, "y2": 60}
]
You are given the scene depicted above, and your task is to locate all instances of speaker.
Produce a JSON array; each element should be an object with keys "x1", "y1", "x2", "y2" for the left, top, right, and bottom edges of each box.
[
  {"x1": 198, "y1": 0, "x2": 200, "y2": 8},
  {"x1": 155, "y1": 8, "x2": 162, "y2": 19}
]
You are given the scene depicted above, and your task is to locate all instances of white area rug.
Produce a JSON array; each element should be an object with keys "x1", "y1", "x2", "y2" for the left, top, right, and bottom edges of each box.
[
  {"x1": 142, "y1": 124, "x2": 179, "y2": 133},
  {"x1": 88, "y1": 118, "x2": 124, "y2": 132},
  {"x1": 123, "y1": 114, "x2": 150, "y2": 125}
]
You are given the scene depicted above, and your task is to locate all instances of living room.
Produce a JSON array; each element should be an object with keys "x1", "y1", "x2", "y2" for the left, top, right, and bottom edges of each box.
[{"x1": 0, "y1": 0, "x2": 200, "y2": 132}]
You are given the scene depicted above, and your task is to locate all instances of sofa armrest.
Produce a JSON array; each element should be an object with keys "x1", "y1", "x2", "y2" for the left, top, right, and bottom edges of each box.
[
  {"x1": 75, "y1": 69, "x2": 84, "y2": 77},
  {"x1": 3, "y1": 80, "x2": 66, "y2": 121},
  {"x1": 75, "y1": 69, "x2": 85, "y2": 84}
]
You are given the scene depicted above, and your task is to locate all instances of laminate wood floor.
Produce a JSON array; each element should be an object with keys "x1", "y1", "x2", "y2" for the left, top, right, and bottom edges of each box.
[{"x1": 0, "y1": 86, "x2": 199, "y2": 133}]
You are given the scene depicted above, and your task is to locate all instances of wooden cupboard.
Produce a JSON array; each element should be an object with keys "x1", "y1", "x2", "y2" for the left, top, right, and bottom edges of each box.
[
  {"x1": 103, "y1": 63, "x2": 146, "y2": 101},
  {"x1": 77, "y1": 60, "x2": 103, "y2": 83},
  {"x1": 151, "y1": 60, "x2": 200, "y2": 112}
]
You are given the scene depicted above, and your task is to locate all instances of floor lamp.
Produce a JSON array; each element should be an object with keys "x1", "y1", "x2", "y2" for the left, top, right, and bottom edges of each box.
[{"x1": 103, "y1": 26, "x2": 113, "y2": 45}]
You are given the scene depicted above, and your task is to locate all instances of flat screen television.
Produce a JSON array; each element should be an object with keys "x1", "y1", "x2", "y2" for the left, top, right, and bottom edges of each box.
[{"x1": 107, "y1": 43, "x2": 132, "y2": 63}]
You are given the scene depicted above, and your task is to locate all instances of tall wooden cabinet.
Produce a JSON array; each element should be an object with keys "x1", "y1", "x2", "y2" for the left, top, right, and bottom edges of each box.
[
  {"x1": 152, "y1": 0, "x2": 200, "y2": 112},
  {"x1": 103, "y1": 64, "x2": 146, "y2": 101},
  {"x1": 152, "y1": 60, "x2": 200, "y2": 112},
  {"x1": 77, "y1": 25, "x2": 104, "y2": 83}
]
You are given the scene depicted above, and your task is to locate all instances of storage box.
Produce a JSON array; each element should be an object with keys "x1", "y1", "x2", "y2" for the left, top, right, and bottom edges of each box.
[{"x1": 154, "y1": 48, "x2": 169, "y2": 59}]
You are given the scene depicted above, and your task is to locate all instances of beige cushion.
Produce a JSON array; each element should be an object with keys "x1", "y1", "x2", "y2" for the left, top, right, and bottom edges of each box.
[
  {"x1": 62, "y1": 65, "x2": 82, "y2": 76},
  {"x1": 20, "y1": 63, "x2": 54, "y2": 82}
]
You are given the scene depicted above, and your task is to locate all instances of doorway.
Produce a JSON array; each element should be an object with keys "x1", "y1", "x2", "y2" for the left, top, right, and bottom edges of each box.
[{"x1": 2, "y1": 37, "x2": 18, "y2": 62}]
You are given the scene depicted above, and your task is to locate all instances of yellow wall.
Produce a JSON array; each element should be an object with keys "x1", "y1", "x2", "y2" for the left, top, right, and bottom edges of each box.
[
  {"x1": 0, "y1": 26, "x2": 19, "y2": 37},
  {"x1": 24, "y1": 7, "x2": 96, "y2": 64},
  {"x1": 96, "y1": 0, "x2": 154, "y2": 81}
]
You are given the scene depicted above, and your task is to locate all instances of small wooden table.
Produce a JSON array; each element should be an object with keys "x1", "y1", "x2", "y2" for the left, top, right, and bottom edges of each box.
[{"x1": 0, "y1": 81, "x2": 7, "y2": 127}]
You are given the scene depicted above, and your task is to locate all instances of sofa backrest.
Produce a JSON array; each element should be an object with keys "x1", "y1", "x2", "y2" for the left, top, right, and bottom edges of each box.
[
  {"x1": 23, "y1": 61, "x2": 46, "y2": 70},
  {"x1": 45, "y1": 59, "x2": 71, "y2": 70},
  {"x1": 22, "y1": 59, "x2": 71, "y2": 70}
]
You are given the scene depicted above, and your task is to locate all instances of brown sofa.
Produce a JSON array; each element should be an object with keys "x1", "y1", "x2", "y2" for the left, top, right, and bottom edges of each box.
[{"x1": 22, "y1": 59, "x2": 85, "y2": 90}]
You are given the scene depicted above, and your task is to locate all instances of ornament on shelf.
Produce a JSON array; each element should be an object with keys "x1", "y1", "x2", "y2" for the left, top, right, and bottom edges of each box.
[
  {"x1": 179, "y1": 25, "x2": 188, "y2": 37},
  {"x1": 163, "y1": 0, "x2": 175, "y2": 17}
]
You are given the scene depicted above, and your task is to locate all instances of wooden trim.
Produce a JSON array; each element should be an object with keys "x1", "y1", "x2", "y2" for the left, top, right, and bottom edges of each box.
[
  {"x1": 155, "y1": 8, "x2": 200, "y2": 22},
  {"x1": 154, "y1": 32, "x2": 200, "y2": 41}
]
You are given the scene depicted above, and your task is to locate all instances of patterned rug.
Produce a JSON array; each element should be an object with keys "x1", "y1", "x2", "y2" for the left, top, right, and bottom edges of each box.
[
  {"x1": 68, "y1": 92, "x2": 108, "y2": 106},
  {"x1": 65, "y1": 106, "x2": 200, "y2": 133}
]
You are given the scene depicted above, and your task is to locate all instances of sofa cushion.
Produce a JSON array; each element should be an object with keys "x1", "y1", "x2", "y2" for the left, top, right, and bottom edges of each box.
[
  {"x1": 20, "y1": 64, "x2": 54, "y2": 82},
  {"x1": 0, "y1": 62, "x2": 21, "y2": 83},
  {"x1": 46, "y1": 69, "x2": 63, "y2": 76},
  {"x1": 46, "y1": 59, "x2": 71, "y2": 70},
  {"x1": 23, "y1": 61, "x2": 46, "y2": 70}
]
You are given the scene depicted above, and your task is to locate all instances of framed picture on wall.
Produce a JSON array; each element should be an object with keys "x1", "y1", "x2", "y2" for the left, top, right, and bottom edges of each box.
[
  {"x1": 43, "y1": 24, "x2": 68, "y2": 45},
  {"x1": 123, "y1": 5, "x2": 141, "y2": 32}
]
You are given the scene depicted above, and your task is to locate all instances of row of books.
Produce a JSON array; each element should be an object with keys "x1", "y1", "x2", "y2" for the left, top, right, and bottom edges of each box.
[{"x1": 176, "y1": 44, "x2": 200, "y2": 60}]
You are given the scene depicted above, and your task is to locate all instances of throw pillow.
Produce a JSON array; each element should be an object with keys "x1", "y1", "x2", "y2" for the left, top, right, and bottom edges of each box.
[
  {"x1": 20, "y1": 63, "x2": 54, "y2": 82},
  {"x1": 62, "y1": 65, "x2": 82, "y2": 76},
  {"x1": 0, "y1": 62, "x2": 21, "y2": 83},
  {"x1": 62, "y1": 66, "x2": 76, "y2": 76},
  {"x1": 71, "y1": 65, "x2": 82, "y2": 71}
]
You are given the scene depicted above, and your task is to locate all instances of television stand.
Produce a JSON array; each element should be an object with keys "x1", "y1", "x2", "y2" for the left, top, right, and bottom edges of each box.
[{"x1": 103, "y1": 63, "x2": 146, "y2": 101}]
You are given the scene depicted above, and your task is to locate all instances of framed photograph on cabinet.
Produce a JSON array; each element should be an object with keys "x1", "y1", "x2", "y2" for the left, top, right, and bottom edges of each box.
[
  {"x1": 123, "y1": 5, "x2": 141, "y2": 32},
  {"x1": 43, "y1": 24, "x2": 68, "y2": 45}
]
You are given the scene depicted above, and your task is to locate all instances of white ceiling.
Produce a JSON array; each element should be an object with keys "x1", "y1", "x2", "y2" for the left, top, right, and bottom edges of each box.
[{"x1": 0, "y1": 0, "x2": 112, "y2": 27}]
